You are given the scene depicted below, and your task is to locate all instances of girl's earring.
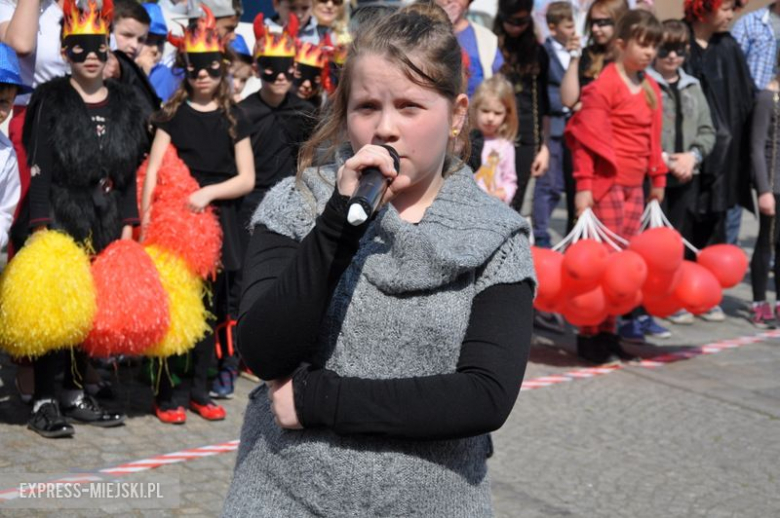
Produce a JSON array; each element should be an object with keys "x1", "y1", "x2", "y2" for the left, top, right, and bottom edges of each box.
[{"x1": 451, "y1": 128, "x2": 460, "y2": 138}]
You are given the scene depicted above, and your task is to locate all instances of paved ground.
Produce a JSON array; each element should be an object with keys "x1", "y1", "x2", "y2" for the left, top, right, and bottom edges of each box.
[{"x1": 0, "y1": 208, "x2": 778, "y2": 517}]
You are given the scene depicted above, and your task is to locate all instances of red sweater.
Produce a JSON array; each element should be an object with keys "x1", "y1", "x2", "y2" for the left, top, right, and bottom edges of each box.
[{"x1": 565, "y1": 63, "x2": 667, "y2": 201}]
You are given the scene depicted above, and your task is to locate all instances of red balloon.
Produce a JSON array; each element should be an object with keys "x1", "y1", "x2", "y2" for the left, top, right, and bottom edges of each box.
[
  {"x1": 643, "y1": 267, "x2": 683, "y2": 297},
  {"x1": 562, "y1": 239, "x2": 609, "y2": 294},
  {"x1": 602, "y1": 250, "x2": 648, "y2": 299},
  {"x1": 534, "y1": 295, "x2": 561, "y2": 313},
  {"x1": 629, "y1": 227, "x2": 684, "y2": 274},
  {"x1": 697, "y1": 244, "x2": 748, "y2": 288},
  {"x1": 605, "y1": 290, "x2": 643, "y2": 316},
  {"x1": 563, "y1": 286, "x2": 607, "y2": 326},
  {"x1": 531, "y1": 247, "x2": 564, "y2": 301},
  {"x1": 643, "y1": 293, "x2": 684, "y2": 318},
  {"x1": 673, "y1": 261, "x2": 723, "y2": 314}
]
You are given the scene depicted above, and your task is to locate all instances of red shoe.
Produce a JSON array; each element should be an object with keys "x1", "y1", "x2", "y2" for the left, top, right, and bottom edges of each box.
[
  {"x1": 154, "y1": 404, "x2": 186, "y2": 424},
  {"x1": 189, "y1": 400, "x2": 226, "y2": 421}
]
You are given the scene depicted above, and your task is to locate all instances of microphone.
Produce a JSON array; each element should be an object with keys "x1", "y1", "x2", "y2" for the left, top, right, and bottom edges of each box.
[{"x1": 346, "y1": 145, "x2": 401, "y2": 226}]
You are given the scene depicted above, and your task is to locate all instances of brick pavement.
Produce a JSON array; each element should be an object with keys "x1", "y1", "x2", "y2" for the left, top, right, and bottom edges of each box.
[{"x1": 0, "y1": 210, "x2": 778, "y2": 517}]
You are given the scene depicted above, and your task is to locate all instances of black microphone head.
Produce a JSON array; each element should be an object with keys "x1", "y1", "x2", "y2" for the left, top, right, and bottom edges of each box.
[{"x1": 379, "y1": 144, "x2": 401, "y2": 174}]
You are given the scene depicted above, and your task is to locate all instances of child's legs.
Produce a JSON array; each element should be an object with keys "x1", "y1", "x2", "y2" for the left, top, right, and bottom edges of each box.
[
  {"x1": 751, "y1": 212, "x2": 773, "y2": 302},
  {"x1": 33, "y1": 352, "x2": 61, "y2": 402},
  {"x1": 532, "y1": 139, "x2": 564, "y2": 247},
  {"x1": 511, "y1": 144, "x2": 535, "y2": 213}
]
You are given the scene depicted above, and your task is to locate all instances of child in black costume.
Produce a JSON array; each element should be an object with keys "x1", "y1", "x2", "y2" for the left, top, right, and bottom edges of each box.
[
  {"x1": 16, "y1": 0, "x2": 147, "y2": 438},
  {"x1": 141, "y1": 5, "x2": 255, "y2": 424}
]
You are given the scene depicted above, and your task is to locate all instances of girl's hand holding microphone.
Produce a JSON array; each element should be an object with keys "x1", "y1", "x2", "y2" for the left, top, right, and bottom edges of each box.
[{"x1": 338, "y1": 144, "x2": 405, "y2": 225}]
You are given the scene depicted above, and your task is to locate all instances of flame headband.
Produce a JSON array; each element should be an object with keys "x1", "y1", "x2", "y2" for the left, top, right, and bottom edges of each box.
[
  {"x1": 253, "y1": 13, "x2": 298, "y2": 59},
  {"x1": 62, "y1": 0, "x2": 113, "y2": 39},
  {"x1": 168, "y1": 4, "x2": 223, "y2": 54},
  {"x1": 295, "y1": 42, "x2": 326, "y2": 69}
]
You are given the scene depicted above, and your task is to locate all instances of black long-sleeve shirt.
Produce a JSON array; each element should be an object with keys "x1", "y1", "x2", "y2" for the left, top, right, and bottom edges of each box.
[{"x1": 238, "y1": 191, "x2": 533, "y2": 440}]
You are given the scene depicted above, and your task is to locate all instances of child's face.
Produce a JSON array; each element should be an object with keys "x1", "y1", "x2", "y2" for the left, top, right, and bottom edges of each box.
[
  {"x1": 703, "y1": 0, "x2": 735, "y2": 32},
  {"x1": 215, "y1": 16, "x2": 239, "y2": 40},
  {"x1": 475, "y1": 96, "x2": 506, "y2": 139},
  {"x1": 617, "y1": 38, "x2": 657, "y2": 73},
  {"x1": 64, "y1": 36, "x2": 109, "y2": 80},
  {"x1": 435, "y1": 0, "x2": 469, "y2": 27},
  {"x1": 589, "y1": 6, "x2": 615, "y2": 46},
  {"x1": 231, "y1": 61, "x2": 254, "y2": 98},
  {"x1": 273, "y1": 0, "x2": 314, "y2": 27},
  {"x1": 549, "y1": 19, "x2": 576, "y2": 44},
  {"x1": 186, "y1": 54, "x2": 223, "y2": 99},
  {"x1": 653, "y1": 41, "x2": 686, "y2": 77},
  {"x1": 501, "y1": 9, "x2": 532, "y2": 39},
  {"x1": 294, "y1": 64, "x2": 322, "y2": 100},
  {"x1": 0, "y1": 86, "x2": 18, "y2": 125},
  {"x1": 258, "y1": 57, "x2": 294, "y2": 97},
  {"x1": 113, "y1": 17, "x2": 149, "y2": 59},
  {"x1": 312, "y1": 0, "x2": 343, "y2": 28},
  {"x1": 346, "y1": 54, "x2": 468, "y2": 196}
]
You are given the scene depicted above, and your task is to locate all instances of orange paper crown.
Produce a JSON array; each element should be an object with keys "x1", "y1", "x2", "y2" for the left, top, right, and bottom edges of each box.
[
  {"x1": 296, "y1": 42, "x2": 326, "y2": 69},
  {"x1": 62, "y1": 0, "x2": 113, "y2": 38},
  {"x1": 168, "y1": 4, "x2": 223, "y2": 54},
  {"x1": 327, "y1": 31, "x2": 351, "y2": 66},
  {"x1": 253, "y1": 13, "x2": 298, "y2": 58}
]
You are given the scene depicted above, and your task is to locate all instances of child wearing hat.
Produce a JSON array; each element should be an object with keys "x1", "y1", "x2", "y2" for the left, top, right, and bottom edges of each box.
[
  {"x1": 140, "y1": 2, "x2": 181, "y2": 103},
  {"x1": 0, "y1": 43, "x2": 31, "y2": 251},
  {"x1": 229, "y1": 34, "x2": 253, "y2": 102}
]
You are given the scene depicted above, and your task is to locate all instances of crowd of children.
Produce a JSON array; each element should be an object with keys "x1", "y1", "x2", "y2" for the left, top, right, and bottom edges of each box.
[{"x1": 0, "y1": 0, "x2": 776, "y2": 438}]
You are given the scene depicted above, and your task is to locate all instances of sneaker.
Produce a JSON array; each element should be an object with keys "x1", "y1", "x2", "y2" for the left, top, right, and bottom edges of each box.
[
  {"x1": 576, "y1": 334, "x2": 620, "y2": 364},
  {"x1": 751, "y1": 302, "x2": 773, "y2": 328},
  {"x1": 666, "y1": 309, "x2": 694, "y2": 325},
  {"x1": 210, "y1": 367, "x2": 237, "y2": 400},
  {"x1": 61, "y1": 394, "x2": 126, "y2": 427},
  {"x1": 699, "y1": 305, "x2": 726, "y2": 322},
  {"x1": 618, "y1": 318, "x2": 646, "y2": 344},
  {"x1": 28, "y1": 401, "x2": 74, "y2": 439},
  {"x1": 638, "y1": 315, "x2": 672, "y2": 339}
]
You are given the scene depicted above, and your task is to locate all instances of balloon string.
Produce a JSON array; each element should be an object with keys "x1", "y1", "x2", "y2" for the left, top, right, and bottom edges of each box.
[{"x1": 642, "y1": 200, "x2": 701, "y2": 255}]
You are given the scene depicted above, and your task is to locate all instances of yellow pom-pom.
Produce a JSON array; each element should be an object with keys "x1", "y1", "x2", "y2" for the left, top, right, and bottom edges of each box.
[
  {"x1": 144, "y1": 245, "x2": 210, "y2": 358},
  {"x1": 0, "y1": 231, "x2": 96, "y2": 359}
]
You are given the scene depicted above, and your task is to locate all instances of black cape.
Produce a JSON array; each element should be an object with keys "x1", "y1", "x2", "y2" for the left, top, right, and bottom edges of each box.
[{"x1": 684, "y1": 27, "x2": 756, "y2": 215}]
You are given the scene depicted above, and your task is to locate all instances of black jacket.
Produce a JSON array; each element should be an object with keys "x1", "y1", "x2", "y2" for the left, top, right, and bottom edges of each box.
[{"x1": 12, "y1": 76, "x2": 147, "y2": 252}]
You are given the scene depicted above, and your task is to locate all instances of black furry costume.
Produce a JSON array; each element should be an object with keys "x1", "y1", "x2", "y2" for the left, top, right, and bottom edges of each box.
[{"x1": 12, "y1": 77, "x2": 147, "y2": 252}]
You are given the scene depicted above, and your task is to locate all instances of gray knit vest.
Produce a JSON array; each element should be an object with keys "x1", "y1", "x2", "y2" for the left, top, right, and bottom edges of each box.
[{"x1": 223, "y1": 157, "x2": 536, "y2": 517}]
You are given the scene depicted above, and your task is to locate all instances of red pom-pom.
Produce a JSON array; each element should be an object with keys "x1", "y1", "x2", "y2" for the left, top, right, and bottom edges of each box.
[
  {"x1": 139, "y1": 145, "x2": 223, "y2": 279},
  {"x1": 697, "y1": 244, "x2": 748, "y2": 288},
  {"x1": 84, "y1": 241, "x2": 170, "y2": 357}
]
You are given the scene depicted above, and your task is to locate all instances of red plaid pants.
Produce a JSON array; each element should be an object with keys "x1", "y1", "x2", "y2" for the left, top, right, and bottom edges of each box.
[{"x1": 581, "y1": 184, "x2": 645, "y2": 336}]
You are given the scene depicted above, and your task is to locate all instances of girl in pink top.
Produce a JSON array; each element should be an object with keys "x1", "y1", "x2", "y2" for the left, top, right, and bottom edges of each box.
[{"x1": 472, "y1": 75, "x2": 518, "y2": 204}]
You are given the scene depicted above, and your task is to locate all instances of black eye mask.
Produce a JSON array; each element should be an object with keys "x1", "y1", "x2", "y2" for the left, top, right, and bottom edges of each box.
[
  {"x1": 294, "y1": 64, "x2": 322, "y2": 87},
  {"x1": 257, "y1": 56, "x2": 294, "y2": 83},
  {"x1": 63, "y1": 35, "x2": 108, "y2": 63},
  {"x1": 185, "y1": 52, "x2": 223, "y2": 79}
]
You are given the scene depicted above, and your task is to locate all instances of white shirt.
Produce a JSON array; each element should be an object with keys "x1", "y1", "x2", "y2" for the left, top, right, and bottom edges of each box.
[
  {"x1": 0, "y1": 0, "x2": 70, "y2": 105},
  {"x1": 550, "y1": 37, "x2": 571, "y2": 73},
  {"x1": 0, "y1": 131, "x2": 19, "y2": 249}
]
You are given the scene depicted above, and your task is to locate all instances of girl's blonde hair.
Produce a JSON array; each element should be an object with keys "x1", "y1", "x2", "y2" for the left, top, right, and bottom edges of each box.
[
  {"x1": 151, "y1": 53, "x2": 239, "y2": 139},
  {"x1": 615, "y1": 9, "x2": 663, "y2": 110},
  {"x1": 470, "y1": 75, "x2": 518, "y2": 142},
  {"x1": 297, "y1": 2, "x2": 468, "y2": 178}
]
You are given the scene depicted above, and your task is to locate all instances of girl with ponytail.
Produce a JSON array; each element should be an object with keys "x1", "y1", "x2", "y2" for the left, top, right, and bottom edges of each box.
[{"x1": 564, "y1": 9, "x2": 668, "y2": 364}]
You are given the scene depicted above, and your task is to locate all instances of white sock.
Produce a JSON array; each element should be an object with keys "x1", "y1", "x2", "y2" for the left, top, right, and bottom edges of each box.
[{"x1": 33, "y1": 398, "x2": 55, "y2": 413}]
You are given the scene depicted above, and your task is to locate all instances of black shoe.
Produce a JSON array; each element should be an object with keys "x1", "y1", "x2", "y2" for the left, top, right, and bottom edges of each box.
[
  {"x1": 62, "y1": 394, "x2": 126, "y2": 427},
  {"x1": 576, "y1": 334, "x2": 620, "y2": 364},
  {"x1": 28, "y1": 401, "x2": 75, "y2": 438},
  {"x1": 597, "y1": 332, "x2": 639, "y2": 361}
]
